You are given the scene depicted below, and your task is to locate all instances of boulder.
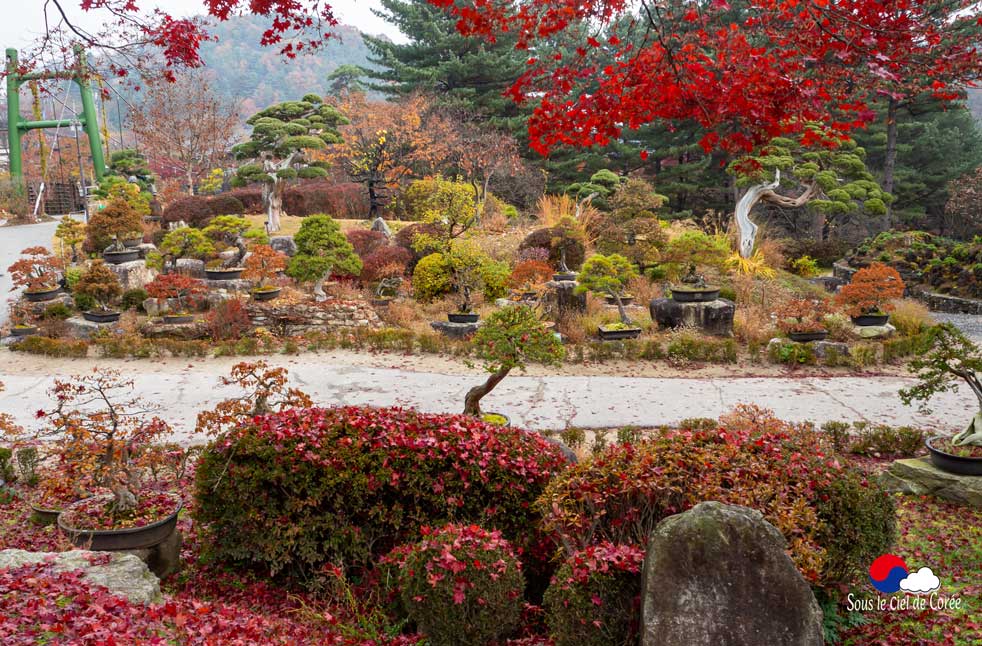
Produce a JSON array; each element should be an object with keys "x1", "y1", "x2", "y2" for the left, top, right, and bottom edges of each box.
[
  {"x1": 0, "y1": 549, "x2": 161, "y2": 604},
  {"x1": 430, "y1": 320, "x2": 482, "y2": 338},
  {"x1": 813, "y1": 340, "x2": 850, "y2": 360},
  {"x1": 139, "y1": 320, "x2": 210, "y2": 340},
  {"x1": 879, "y1": 457, "x2": 982, "y2": 508},
  {"x1": 123, "y1": 529, "x2": 183, "y2": 579},
  {"x1": 142, "y1": 297, "x2": 179, "y2": 317},
  {"x1": 371, "y1": 217, "x2": 393, "y2": 239},
  {"x1": 136, "y1": 243, "x2": 157, "y2": 259},
  {"x1": 543, "y1": 280, "x2": 586, "y2": 316},
  {"x1": 174, "y1": 258, "x2": 205, "y2": 278},
  {"x1": 642, "y1": 501, "x2": 824, "y2": 646},
  {"x1": 203, "y1": 278, "x2": 253, "y2": 292},
  {"x1": 650, "y1": 298, "x2": 735, "y2": 337},
  {"x1": 108, "y1": 260, "x2": 157, "y2": 290},
  {"x1": 854, "y1": 323, "x2": 895, "y2": 339},
  {"x1": 65, "y1": 316, "x2": 122, "y2": 340},
  {"x1": 21, "y1": 293, "x2": 73, "y2": 317},
  {"x1": 270, "y1": 235, "x2": 298, "y2": 257}
]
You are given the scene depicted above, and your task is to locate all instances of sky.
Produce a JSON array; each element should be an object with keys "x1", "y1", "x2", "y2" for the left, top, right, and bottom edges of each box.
[{"x1": 0, "y1": 0, "x2": 404, "y2": 54}]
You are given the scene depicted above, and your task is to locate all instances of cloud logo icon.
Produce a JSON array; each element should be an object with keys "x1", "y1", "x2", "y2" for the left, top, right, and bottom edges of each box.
[
  {"x1": 899, "y1": 567, "x2": 940, "y2": 594},
  {"x1": 869, "y1": 554, "x2": 908, "y2": 594}
]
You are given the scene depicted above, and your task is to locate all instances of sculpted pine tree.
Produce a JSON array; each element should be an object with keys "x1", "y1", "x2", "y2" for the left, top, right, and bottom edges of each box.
[{"x1": 232, "y1": 94, "x2": 347, "y2": 232}]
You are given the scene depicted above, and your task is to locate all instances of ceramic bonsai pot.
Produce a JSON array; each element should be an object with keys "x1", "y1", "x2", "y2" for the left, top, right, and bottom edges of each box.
[
  {"x1": 788, "y1": 330, "x2": 829, "y2": 343},
  {"x1": 925, "y1": 436, "x2": 982, "y2": 476},
  {"x1": 448, "y1": 312, "x2": 480, "y2": 324},
  {"x1": 122, "y1": 237, "x2": 144, "y2": 248},
  {"x1": 851, "y1": 313, "x2": 890, "y2": 326},
  {"x1": 23, "y1": 286, "x2": 61, "y2": 302},
  {"x1": 11, "y1": 325, "x2": 39, "y2": 337},
  {"x1": 103, "y1": 249, "x2": 140, "y2": 264},
  {"x1": 605, "y1": 294, "x2": 634, "y2": 306},
  {"x1": 670, "y1": 285, "x2": 721, "y2": 303},
  {"x1": 205, "y1": 267, "x2": 244, "y2": 281},
  {"x1": 30, "y1": 503, "x2": 61, "y2": 526},
  {"x1": 598, "y1": 325, "x2": 642, "y2": 341},
  {"x1": 250, "y1": 287, "x2": 282, "y2": 302},
  {"x1": 371, "y1": 297, "x2": 392, "y2": 307},
  {"x1": 83, "y1": 310, "x2": 121, "y2": 324},
  {"x1": 58, "y1": 494, "x2": 183, "y2": 551},
  {"x1": 553, "y1": 272, "x2": 577, "y2": 282},
  {"x1": 162, "y1": 314, "x2": 194, "y2": 325}
]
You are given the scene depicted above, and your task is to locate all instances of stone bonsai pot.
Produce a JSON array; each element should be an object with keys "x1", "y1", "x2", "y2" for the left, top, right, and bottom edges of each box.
[
  {"x1": 102, "y1": 248, "x2": 140, "y2": 264},
  {"x1": 788, "y1": 330, "x2": 829, "y2": 343},
  {"x1": 23, "y1": 285, "x2": 61, "y2": 302},
  {"x1": 851, "y1": 312, "x2": 890, "y2": 327},
  {"x1": 449, "y1": 312, "x2": 480, "y2": 324},
  {"x1": 83, "y1": 309, "x2": 122, "y2": 324},
  {"x1": 553, "y1": 271, "x2": 577, "y2": 282},
  {"x1": 605, "y1": 294, "x2": 634, "y2": 306},
  {"x1": 925, "y1": 436, "x2": 982, "y2": 476},
  {"x1": 250, "y1": 286, "x2": 282, "y2": 302},
  {"x1": 670, "y1": 285, "x2": 721, "y2": 303},
  {"x1": 598, "y1": 323, "x2": 642, "y2": 341},
  {"x1": 122, "y1": 236, "x2": 144, "y2": 249},
  {"x1": 58, "y1": 494, "x2": 183, "y2": 551},
  {"x1": 205, "y1": 267, "x2": 245, "y2": 281}
]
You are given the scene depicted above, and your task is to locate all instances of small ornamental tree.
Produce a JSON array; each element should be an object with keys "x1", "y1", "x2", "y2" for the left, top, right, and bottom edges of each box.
[
  {"x1": 834, "y1": 262, "x2": 905, "y2": 317},
  {"x1": 900, "y1": 323, "x2": 982, "y2": 448},
  {"x1": 464, "y1": 305, "x2": 564, "y2": 416},
  {"x1": 54, "y1": 217, "x2": 85, "y2": 264},
  {"x1": 146, "y1": 274, "x2": 206, "y2": 315},
  {"x1": 232, "y1": 95, "x2": 348, "y2": 232},
  {"x1": 7, "y1": 246, "x2": 64, "y2": 292},
  {"x1": 202, "y1": 215, "x2": 267, "y2": 268},
  {"x1": 74, "y1": 261, "x2": 123, "y2": 313},
  {"x1": 286, "y1": 215, "x2": 362, "y2": 295},
  {"x1": 153, "y1": 227, "x2": 215, "y2": 274},
  {"x1": 775, "y1": 298, "x2": 832, "y2": 335},
  {"x1": 576, "y1": 254, "x2": 639, "y2": 326},
  {"x1": 243, "y1": 244, "x2": 288, "y2": 290},
  {"x1": 509, "y1": 260, "x2": 553, "y2": 291},
  {"x1": 84, "y1": 197, "x2": 144, "y2": 253}
]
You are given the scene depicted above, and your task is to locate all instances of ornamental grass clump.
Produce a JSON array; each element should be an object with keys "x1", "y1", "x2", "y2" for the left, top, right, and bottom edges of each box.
[
  {"x1": 543, "y1": 542, "x2": 645, "y2": 646},
  {"x1": 396, "y1": 524, "x2": 524, "y2": 646},
  {"x1": 193, "y1": 406, "x2": 569, "y2": 579}
]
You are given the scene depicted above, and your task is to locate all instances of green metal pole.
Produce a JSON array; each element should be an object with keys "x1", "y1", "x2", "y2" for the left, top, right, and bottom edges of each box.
[
  {"x1": 5, "y1": 48, "x2": 23, "y2": 180},
  {"x1": 73, "y1": 45, "x2": 105, "y2": 181}
]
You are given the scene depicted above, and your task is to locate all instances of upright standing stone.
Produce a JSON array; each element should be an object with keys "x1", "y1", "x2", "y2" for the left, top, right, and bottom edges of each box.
[
  {"x1": 649, "y1": 298, "x2": 735, "y2": 336},
  {"x1": 642, "y1": 501, "x2": 823, "y2": 646}
]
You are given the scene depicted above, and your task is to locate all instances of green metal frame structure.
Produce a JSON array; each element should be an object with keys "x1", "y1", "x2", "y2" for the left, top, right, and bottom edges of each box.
[{"x1": 5, "y1": 45, "x2": 106, "y2": 182}]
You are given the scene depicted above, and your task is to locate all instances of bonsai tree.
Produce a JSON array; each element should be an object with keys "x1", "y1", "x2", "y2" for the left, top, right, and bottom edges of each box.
[
  {"x1": 85, "y1": 197, "x2": 145, "y2": 253},
  {"x1": 834, "y1": 262, "x2": 905, "y2": 318},
  {"x1": 552, "y1": 217, "x2": 587, "y2": 274},
  {"x1": 775, "y1": 298, "x2": 832, "y2": 336},
  {"x1": 152, "y1": 227, "x2": 215, "y2": 274},
  {"x1": 286, "y1": 215, "x2": 362, "y2": 299},
  {"x1": 232, "y1": 95, "x2": 348, "y2": 232},
  {"x1": 243, "y1": 244, "x2": 288, "y2": 291},
  {"x1": 595, "y1": 178, "x2": 668, "y2": 268},
  {"x1": 146, "y1": 274, "x2": 206, "y2": 315},
  {"x1": 576, "y1": 253, "x2": 639, "y2": 326},
  {"x1": 464, "y1": 305, "x2": 565, "y2": 416},
  {"x1": 509, "y1": 260, "x2": 554, "y2": 292},
  {"x1": 202, "y1": 215, "x2": 267, "y2": 269},
  {"x1": 900, "y1": 323, "x2": 982, "y2": 448},
  {"x1": 74, "y1": 261, "x2": 123, "y2": 313},
  {"x1": 7, "y1": 246, "x2": 64, "y2": 293},
  {"x1": 55, "y1": 216, "x2": 85, "y2": 264}
]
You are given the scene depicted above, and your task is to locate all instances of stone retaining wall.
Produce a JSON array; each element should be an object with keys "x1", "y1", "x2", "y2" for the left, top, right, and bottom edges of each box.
[{"x1": 247, "y1": 299, "x2": 383, "y2": 335}]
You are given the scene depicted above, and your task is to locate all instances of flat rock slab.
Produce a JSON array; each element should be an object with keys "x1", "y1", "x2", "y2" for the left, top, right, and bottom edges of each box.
[
  {"x1": 108, "y1": 260, "x2": 157, "y2": 290},
  {"x1": 430, "y1": 320, "x2": 482, "y2": 338},
  {"x1": 65, "y1": 316, "x2": 122, "y2": 340},
  {"x1": 879, "y1": 457, "x2": 982, "y2": 508},
  {"x1": 854, "y1": 323, "x2": 896, "y2": 339},
  {"x1": 642, "y1": 501, "x2": 823, "y2": 646},
  {"x1": 0, "y1": 549, "x2": 161, "y2": 604}
]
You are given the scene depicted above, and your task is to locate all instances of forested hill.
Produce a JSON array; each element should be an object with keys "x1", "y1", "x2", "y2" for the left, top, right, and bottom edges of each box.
[{"x1": 194, "y1": 15, "x2": 380, "y2": 113}]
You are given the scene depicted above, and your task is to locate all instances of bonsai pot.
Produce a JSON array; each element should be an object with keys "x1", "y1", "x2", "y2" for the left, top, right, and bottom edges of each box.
[
  {"x1": 30, "y1": 503, "x2": 61, "y2": 526},
  {"x1": 448, "y1": 312, "x2": 480, "y2": 324},
  {"x1": 11, "y1": 325, "x2": 39, "y2": 337},
  {"x1": 103, "y1": 249, "x2": 140, "y2": 264},
  {"x1": 851, "y1": 313, "x2": 890, "y2": 326},
  {"x1": 58, "y1": 494, "x2": 183, "y2": 551},
  {"x1": 162, "y1": 314, "x2": 194, "y2": 325},
  {"x1": 670, "y1": 285, "x2": 721, "y2": 302},
  {"x1": 481, "y1": 412, "x2": 511, "y2": 427},
  {"x1": 250, "y1": 286, "x2": 282, "y2": 302},
  {"x1": 122, "y1": 237, "x2": 144, "y2": 248},
  {"x1": 83, "y1": 309, "x2": 121, "y2": 324},
  {"x1": 598, "y1": 325, "x2": 642, "y2": 341},
  {"x1": 371, "y1": 297, "x2": 392, "y2": 307},
  {"x1": 925, "y1": 436, "x2": 982, "y2": 476},
  {"x1": 605, "y1": 294, "x2": 634, "y2": 306},
  {"x1": 553, "y1": 272, "x2": 577, "y2": 282},
  {"x1": 23, "y1": 286, "x2": 61, "y2": 302},
  {"x1": 205, "y1": 267, "x2": 244, "y2": 281},
  {"x1": 788, "y1": 330, "x2": 828, "y2": 343}
]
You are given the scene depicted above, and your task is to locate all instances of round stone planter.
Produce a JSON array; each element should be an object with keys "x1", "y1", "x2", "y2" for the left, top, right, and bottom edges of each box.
[
  {"x1": 250, "y1": 287, "x2": 282, "y2": 302},
  {"x1": 30, "y1": 503, "x2": 62, "y2": 526},
  {"x1": 598, "y1": 325, "x2": 642, "y2": 341},
  {"x1": 162, "y1": 314, "x2": 194, "y2": 325},
  {"x1": 205, "y1": 267, "x2": 244, "y2": 281},
  {"x1": 788, "y1": 330, "x2": 829, "y2": 343},
  {"x1": 448, "y1": 312, "x2": 480, "y2": 324},
  {"x1": 23, "y1": 286, "x2": 61, "y2": 302},
  {"x1": 11, "y1": 325, "x2": 39, "y2": 337},
  {"x1": 670, "y1": 286, "x2": 721, "y2": 303},
  {"x1": 122, "y1": 237, "x2": 144, "y2": 249},
  {"x1": 926, "y1": 436, "x2": 982, "y2": 476},
  {"x1": 605, "y1": 294, "x2": 634, "y2": 306},
  {"x1": 83, "y1": 310, "x2": 121, "y2": 324},
  {"x1": 103, "y1": 249, "x2": 140, "y2": 264},
  {"x1": 58, "y1": 494, "x2": 183, "y2": 551},
  {"x1": 851, "y1": 313, "x2": 890, "y2": 327}
]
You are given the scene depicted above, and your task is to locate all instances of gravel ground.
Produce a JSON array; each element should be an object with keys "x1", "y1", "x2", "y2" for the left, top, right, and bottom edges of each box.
[{"x1": 932, "y1": 312, "x2": 982, "y2": 343}]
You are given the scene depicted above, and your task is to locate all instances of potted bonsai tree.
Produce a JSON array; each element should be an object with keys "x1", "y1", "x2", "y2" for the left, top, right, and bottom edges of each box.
[
  {"x1": 146, "y1": 274, "x2": 206, "y2": 324},
  {"x1": 151, "y1": 227, "x2": 215, "y2": 275},
  {"x1": 202, "y1": 215, "x2": 266, "y2": 280},
  {"x1": 243, "y1": 244, "x2": 288, "y2": 301},
  {"x1": 835, "y1": 262, "x2": 905, "y2": 326},
  {"x1": 464, "y1": 304, "x2": 565, "y2": 422},
  {"x1": 576, "y1": 253, "x2": 642, "y2": 340},
  {"x1": 371, "y1": 269, "x2": 403, "y2": 307},
  {"x1": 776, "y1": 298, "x2": 832, "y2": 342},
  {"x1": 75, "y1": 260, "x2": 124, "y2": 323},
  {"x1": 36, "y1": 370, "x2": 181, "y2": 550},
  {"x1": 286, "y1": 215, "x2": 363, "y2": 300},
  {"x1": 669, "y1": 263, "x2": 721, "y2": 302},
  {"x1": 509, "y1": 259, "x2": 553, "y2": 302},
  {"x1": 447, "y1": 254, "x2": 483, "y2": 323},
  {"x1": 899, "y1": 323, "x2": 982, "y2": 475},
  {"x1": 54, "y1": 216, "x2": 85, "y2": 265},
  {"x1": 551, "y1": 217, "x2": 586, "y2": 281},
  {"x1": 7, "y1": 300, "x2": 38, "y2": 337},
  {"x1": 90, "y1": 197, "x2": 144, "y2": 263},
  {"x1": 7, "y1": 246, "x2": 64, "y2": 302}
]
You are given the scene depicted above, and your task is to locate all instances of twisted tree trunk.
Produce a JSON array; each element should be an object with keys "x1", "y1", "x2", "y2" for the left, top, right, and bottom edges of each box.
[
  {"x1": 734, "y1": 169, "x2": 820, "y2": 258},
  {"x1": 464, "y1": 367, "x2": 511, "y2": 417}
]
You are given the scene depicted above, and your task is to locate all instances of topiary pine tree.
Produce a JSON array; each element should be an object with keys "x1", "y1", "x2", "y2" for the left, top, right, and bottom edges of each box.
[
  {"x1": 232, "y1": 94, "x2": 348, "y2": 232},
  {"x1": 286, "y1": 215, "x2": 362, "y2": 298},
  {"x1": 576, "y1": 253, "x2": 639, "y2": 326}
]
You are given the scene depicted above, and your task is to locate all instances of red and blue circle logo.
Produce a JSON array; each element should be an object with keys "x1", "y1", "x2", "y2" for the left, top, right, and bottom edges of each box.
[{"x1": 869, "y1": 554, "x2": 909, "y2": 594}]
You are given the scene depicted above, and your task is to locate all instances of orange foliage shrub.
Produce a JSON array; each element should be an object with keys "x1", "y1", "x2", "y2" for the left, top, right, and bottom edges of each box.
[{"x1": 835, "y1": 262, "x2": 905, "y2": 317}]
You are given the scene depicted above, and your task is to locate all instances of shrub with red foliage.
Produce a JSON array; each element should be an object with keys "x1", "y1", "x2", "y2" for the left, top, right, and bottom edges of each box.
[
  {"x1": 146, "y1": 274, "x2": 207, "y2": 313},
  {"x1": 509, "y1": 260, "x2": 554, "y2": 289},
  {"x1": 206, "y1": 298, "x2": 253, "y2": 341},
  {"x1": 396, "y1": 524, "x2": 524, "y2": 646},
  {"x1": 193, "y1": 406, "x2": 569, "y2": 579},
  {"x1": 282, "y1": 181, "x2": 369, "y2": 218},
  {"x1": 346, "y1": 229, "x2": 388, "y2": 258},
  {"x1": 537, "y1": 406, "x2": 895, "y2": 587},
  {"x1": 543, "y1": 542, "x2": 645, "y2": 646},
  {"x1": 394, "y1": 222, "x2": 443, "y2": 269},
  {"x1": 361, "y1": 246, "x2": 412, "y2": 283},
  {"x1": 228, "y1": 187, "x2": 265, "y2": 214},
  {"x1": 835, "y1": 262, "x2": 905, "y2": 317},
  {"x1": 162, "y1": 194, "x2": 246, "y2": 227}
]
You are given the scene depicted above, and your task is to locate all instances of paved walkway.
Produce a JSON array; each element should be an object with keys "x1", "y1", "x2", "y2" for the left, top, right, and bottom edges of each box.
[{"x1": 0, "y1": 354, "x2": 971, "y2": 442}]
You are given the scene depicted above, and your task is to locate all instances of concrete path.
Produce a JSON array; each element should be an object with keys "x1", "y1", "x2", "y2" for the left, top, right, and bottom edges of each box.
[
  {"x1": 0, "y1": 220, "x2": 61, "y2": 326},
  {"x1": 0, "y1": 353, "x2": 972, "y2": 443}
]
